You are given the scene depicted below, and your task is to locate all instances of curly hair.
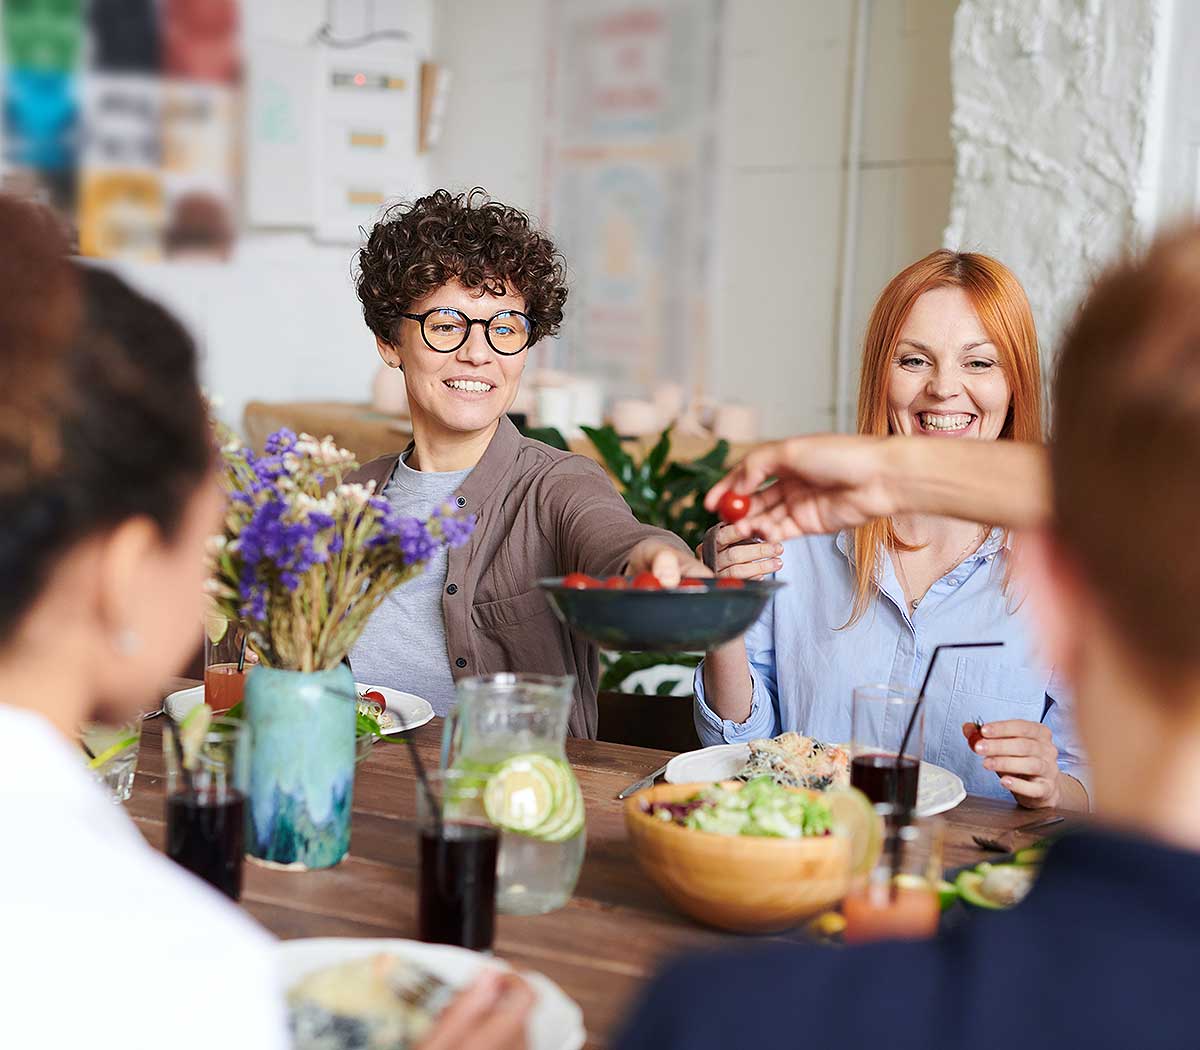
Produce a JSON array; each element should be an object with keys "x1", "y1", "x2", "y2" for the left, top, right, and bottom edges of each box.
[{"x1": 356, "y1": 187, "x2": 568, "y2": 347}]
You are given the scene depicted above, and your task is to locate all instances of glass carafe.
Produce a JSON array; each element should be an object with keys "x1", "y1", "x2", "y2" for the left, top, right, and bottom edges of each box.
[{"x1": 442, "y1": 673, "x2": 585, "y2": 915}]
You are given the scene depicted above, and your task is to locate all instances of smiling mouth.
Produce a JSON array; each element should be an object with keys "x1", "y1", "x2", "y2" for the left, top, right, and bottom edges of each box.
[
  {"x1": 917, "y1": 412, "x2": 976, "y2": 433},
  {"x1": 444, "y1": 379, "x2": 495, "y2": 394}
]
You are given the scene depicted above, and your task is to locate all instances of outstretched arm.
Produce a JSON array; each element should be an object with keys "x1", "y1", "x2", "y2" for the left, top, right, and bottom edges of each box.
[{"x1": 706, "y1": 435, "x2": 1051, "y2": 541}]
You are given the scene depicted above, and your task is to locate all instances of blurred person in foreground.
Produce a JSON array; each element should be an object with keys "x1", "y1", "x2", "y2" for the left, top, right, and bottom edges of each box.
[
  {"x1": 697, "y1": 250, "x2": 1087, "y2": 809},
  {"x1": 617, "y1": 228, "x2": 1200, "y2": 1049},
  {"x1": 0, "y1": 197, "x2": 531, "y2": 1049},
  {"x1": 347, "y1": 188, "x2": 706, "y2": 736}
]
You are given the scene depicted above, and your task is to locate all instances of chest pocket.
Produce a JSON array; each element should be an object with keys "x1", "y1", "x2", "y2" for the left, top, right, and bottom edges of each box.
[
  {"x1": 936, "y1": 657, "x2": 1050, "y2": 798},
  {"x1": 472, "y1": 587, "x2": 557, "y2": 631}
]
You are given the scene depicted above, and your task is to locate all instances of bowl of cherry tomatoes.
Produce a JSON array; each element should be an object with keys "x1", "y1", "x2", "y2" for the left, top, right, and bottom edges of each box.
[{"x1": 538, "y1": 572, "x2": 784, "y2": 651}]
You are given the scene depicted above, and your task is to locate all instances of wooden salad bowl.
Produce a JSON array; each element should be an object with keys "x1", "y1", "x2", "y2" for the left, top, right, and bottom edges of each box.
[{"x1": 623, "y1": 782, "x2": 851, "y2": 933}]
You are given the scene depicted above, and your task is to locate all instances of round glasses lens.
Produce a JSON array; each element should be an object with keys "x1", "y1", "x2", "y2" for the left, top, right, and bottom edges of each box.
[
  {"x1": 488, "y1": 311, "x2": 531, "y2": 353},
  {"x1": 423, "y1": 309, "x2": 469, "y2": 351}
]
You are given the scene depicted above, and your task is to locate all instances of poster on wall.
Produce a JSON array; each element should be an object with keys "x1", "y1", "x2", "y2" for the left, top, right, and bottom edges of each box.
[
  {"x1": 312, "y1": 36, "x2": 419, "y2": 244},
  {"x1": 1, "y1": 0, "x2": 84, "y2": 216},
  {"x1": 0, "y1": 0, "x2": 241, "y2": 260},
  {"x1": 541, "y1": 0, "x2": 723, "y2": 397}
]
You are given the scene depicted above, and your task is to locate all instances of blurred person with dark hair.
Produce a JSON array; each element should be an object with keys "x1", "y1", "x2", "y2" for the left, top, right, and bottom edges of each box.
[
  {"x1": 616, "y1": 228, "x2": 1200, "y2": 1049},
  {"x1": 348, "y1": 188, "x2": 707, "y2": 736},
  {"x1": 0, "y1": 196, "x2": 532, "y2": 1049}
]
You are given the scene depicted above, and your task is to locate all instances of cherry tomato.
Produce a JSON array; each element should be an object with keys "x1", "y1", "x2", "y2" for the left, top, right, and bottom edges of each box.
[
  {"x1": 361, "y1": 688, "x2": 387, "y2": 712},
  {"x1": 603, "y1": 576, "x2": 629, "y2": 590},
  {"x1": 631, "y1": 572, "x2": 663, "y2": 590},
  {"x1": 676, "y1": 578, "x2": 708, "y2": 591},
  {"x1": 966, "y1": 723, "x2": 984, "y2": 752},
  {"x1": 716, "y1": 578, "x2": 745, "y2": 589},
  {"x1": 563, "y1": 572, "x2": 599, "y2": 590},
  {"x1": 717, "y1": 491, "x2": 751, "y2": 523}
]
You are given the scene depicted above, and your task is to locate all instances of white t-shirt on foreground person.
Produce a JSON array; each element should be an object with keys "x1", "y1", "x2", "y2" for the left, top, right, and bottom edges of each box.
[{"x1": 0, "y1": 705, "x2": 288, "y2": 1049}]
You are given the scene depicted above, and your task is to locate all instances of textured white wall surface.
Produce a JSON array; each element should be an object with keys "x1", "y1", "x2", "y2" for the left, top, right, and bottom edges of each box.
[{"x1": 944, "y1": 0, "x2": 1169, "y2": 360}]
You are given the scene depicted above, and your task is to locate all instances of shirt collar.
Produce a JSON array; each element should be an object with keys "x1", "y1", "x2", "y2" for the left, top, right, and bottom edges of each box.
[
  {"x1": 835, "y1": 525, "x2": 1006, "y2": 565},
  {"x1": 387, "y1": 415, "x2": 520, "y2": 517}
]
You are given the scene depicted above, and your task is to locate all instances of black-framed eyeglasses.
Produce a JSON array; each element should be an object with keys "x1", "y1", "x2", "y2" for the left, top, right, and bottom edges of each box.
[{"x1": 400, "y1": 308, "x2": 533, "y2": 355}]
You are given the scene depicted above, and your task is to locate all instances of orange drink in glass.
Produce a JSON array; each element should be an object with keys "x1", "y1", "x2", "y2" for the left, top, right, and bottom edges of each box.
[
  {"x1": 203, "y1": 610, "x2": 254, "y2": 710},
  {"x1": 843, "y1": 808, "x2": 944, "y2": 944}
]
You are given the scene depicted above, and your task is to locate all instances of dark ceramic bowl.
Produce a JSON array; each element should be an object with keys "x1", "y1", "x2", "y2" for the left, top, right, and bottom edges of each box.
[{"x1": 538, "y1": 577, "x2": 785, "y2": 652}]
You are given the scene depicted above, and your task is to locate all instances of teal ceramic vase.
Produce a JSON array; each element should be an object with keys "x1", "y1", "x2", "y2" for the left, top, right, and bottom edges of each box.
[{"x1": 244, "y1": 664, "x2": 356, "y2": 869}]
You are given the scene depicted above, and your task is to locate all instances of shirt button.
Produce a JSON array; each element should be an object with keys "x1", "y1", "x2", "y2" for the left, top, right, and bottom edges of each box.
[
  {"x1": 455, "y1": 496, "x2": 467, "y2": 508},
  {"x1": 446, "y1": 584, "x2": 458, "y2": 595},
  {"x1": 949, "y1": 579, "x2": 960, "y2": 587},
  {"x1": 455, "y1": 657, "x2": 467, "y2": 668}
]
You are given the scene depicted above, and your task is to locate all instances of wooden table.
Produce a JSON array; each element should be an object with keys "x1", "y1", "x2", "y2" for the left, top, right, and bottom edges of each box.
[{"x1": 129, "y1": 697, "x2": 1068, "y2": 1048}]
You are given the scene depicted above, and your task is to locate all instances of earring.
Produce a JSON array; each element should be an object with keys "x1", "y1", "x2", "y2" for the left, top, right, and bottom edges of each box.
[{"x1": 116, "y1": 629, "x2": 142, "y2": 654}]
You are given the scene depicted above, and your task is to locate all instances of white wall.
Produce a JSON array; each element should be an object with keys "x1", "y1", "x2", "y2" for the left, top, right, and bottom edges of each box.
[
  {"x1": 1153, "y1": 0, "x2": 1200, "y2": 226},
  {"x1": 431, "y1": 0, "x2": 958, "y2": 437},
  {"x1": 944, "y1": 0, "x2": 1170, "y2": 363},
  {"x1": 107, "y1": 0, "x2": 434, "y2": 434}
]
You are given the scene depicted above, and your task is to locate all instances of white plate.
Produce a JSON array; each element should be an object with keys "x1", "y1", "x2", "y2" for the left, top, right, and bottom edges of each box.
[
  {"x1": 277, "y1": 937, "x2": 585, "y2": 1050},
  {"x1": 162, "y1": 683, "x2": 434, "y2": 734},
  {"x1": 664, "y1": 742, "x2": 967, "y2": 817},
  {"x1": 164, "y1": 684, "x2": 205, "y2": 722},
  {"x1": 356, "y1": 684, "x2": 434, "y2": 734}
]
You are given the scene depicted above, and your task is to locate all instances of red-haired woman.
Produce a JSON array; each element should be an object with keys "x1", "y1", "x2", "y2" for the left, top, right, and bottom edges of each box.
[{"x1": 697, "y1": 250, "x2": 1088, "y2": 810}]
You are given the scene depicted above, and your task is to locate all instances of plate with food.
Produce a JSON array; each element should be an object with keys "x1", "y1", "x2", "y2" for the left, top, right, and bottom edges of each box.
[
  {"x1": 163, "y1": 682, "x2": 434, "y2": 734},
  {"x1": 538, "y1": 575, "x2": 784, "y2": 651},
  {"x1": 280, "y1": 938, "x2": 585, "y2": 1050},
  {"x1": 664, "y1": 732, "x2": 966, "y2": 817},
  {"x1": 354, "y1": 685, "x2": 434, "y2": 734}
]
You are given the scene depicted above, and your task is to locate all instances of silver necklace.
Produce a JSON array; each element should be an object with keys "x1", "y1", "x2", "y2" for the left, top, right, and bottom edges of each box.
[{"x1": 893, "y1": 526, "x2": 986, "y2": 612}]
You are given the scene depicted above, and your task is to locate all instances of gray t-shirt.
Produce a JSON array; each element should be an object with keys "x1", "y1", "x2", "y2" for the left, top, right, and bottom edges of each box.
[{"x1": 349, "y1": 453, "x2": 472, "y2": 716}]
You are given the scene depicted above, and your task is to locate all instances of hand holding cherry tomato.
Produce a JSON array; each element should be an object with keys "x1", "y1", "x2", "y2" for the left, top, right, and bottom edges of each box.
[{"x1": 717, "y1": 491, "x2": 751, "y2": 523}]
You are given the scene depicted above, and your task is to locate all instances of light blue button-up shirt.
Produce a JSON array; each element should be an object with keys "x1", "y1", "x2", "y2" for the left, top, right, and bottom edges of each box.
[{"x1": 693, "y1": 529, "x2": 1089, "y2": 801}]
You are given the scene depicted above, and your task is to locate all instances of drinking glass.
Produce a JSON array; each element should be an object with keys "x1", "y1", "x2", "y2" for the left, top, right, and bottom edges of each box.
[
  {"x1": 416, "y1": 769, "x2": 499, "y2": 952},
  {"x1": 444, "y1": 673, "x2": 584, "y2": 916},
  {"x1": 850, "y1": 684, "x2": 923, "y2": 808},
  {"x1": 80, "y1": 717, "x2": 143, "y2": 803},
  {"x1": 843, "y1": 806, "x2": 945, "y2": 944},
  {"x1": 204, "y1": 611, "x2": 253, "y2": 711},
  {"x1": 164, "y1": 717, "x2": 250, "y2": 900}
]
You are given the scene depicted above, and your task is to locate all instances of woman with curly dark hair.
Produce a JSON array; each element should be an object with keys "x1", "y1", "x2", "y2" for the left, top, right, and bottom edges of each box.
[{"x1": 347, "y1": 188, "x2": 706, "y2": 736}]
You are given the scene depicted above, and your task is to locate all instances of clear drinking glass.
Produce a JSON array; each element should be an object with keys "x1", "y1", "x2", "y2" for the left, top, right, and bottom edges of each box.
[
  {"x1": 850, "y1": 684, "x2": 923, "y2": 808},
  {"x1": 80, "y1": 717, "x2": 143, "y2": 803},
  {"x1": 203, "y1": 610, "x2": 253, "y2": 711},
  {"x1": 164, "y1": 717, "x2": 250, "y2": 900},
  {"x1": 843, "y1": 806, "x2": 945, "y2": 944},
  {"x1": 416, "y1": 769, "x2": 500, "y2": 952},
  {"x1": 443, "y1": 673, "x2": 585, "y2": 916}
]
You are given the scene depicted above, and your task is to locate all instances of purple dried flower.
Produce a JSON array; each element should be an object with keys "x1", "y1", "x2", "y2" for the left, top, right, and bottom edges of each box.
[
  {"x1": 264, "y1": 428, "x2": 298, "y2": 455},
  {"x1": 440, "y1": 513, "x2": 476, "y2": 549},
  {"x1": 398, "y1": 518, "x2": 439, "y2": 563}
]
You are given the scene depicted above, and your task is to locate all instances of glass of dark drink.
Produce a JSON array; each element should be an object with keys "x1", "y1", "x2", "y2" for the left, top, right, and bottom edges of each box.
[
  {"x1": 417, "y1": 770, "x2": 499, "y2": 953},
  {"x1": 850, "y1": 684, "x2": 923, "y2": 809},
  {"x1": 164, "y1": 716, "x2": 249, "y2": 900}
]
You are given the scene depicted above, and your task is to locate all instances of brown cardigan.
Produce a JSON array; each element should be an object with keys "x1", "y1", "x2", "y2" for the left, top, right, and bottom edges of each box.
[{"x1": 347, "y1": 418, "x2": 690, "y2": 738}]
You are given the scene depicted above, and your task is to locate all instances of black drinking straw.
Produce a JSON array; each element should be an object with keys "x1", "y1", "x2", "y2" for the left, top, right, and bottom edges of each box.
[
  {"x1": 405, "y1": 733, "x2": 443, "y2": 837},
  {"x1": 236, "y1": 633, "x2": 248, "y2": 673},
  {"x1": 163, "y1": 708, "x2": 197, "y2": 797},
  {"x1": 887, "y1": 640, "x2": 1004, "y2": 895}
]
